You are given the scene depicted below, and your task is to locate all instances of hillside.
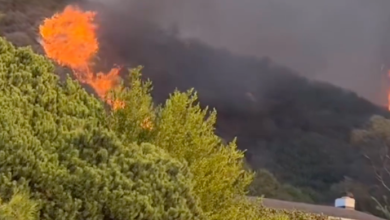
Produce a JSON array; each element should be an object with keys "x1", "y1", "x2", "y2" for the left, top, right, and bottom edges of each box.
[
  {"x1": 93, "y1": 3, "x2": 390, "y2": 210},
  {"x1": 1, "y1": 0, "x2": 389, "y2": 217}
]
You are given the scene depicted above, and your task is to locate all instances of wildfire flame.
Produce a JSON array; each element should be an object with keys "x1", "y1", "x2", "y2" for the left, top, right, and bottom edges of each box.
[
  {"x1": 39, "y1": 5, "x2": 153, "y2": 130},
  {"x1": 39, "y1": 5, "x2": 122, "y2": 108}
]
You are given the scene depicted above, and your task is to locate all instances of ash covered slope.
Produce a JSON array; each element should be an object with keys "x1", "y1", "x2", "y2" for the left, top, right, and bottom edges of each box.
[{"x1": 82, "y1": 1, "x2": 389, "y2": 206}]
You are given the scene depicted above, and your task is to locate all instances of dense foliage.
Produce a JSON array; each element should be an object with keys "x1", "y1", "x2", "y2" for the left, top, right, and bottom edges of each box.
[
  {"x1": 351, "y1": 115, "x2": 390, "y2": 219},
  {"x1": 259, "y1": 206, "x2": 327, "y2": 220},
  {"x1": 0, "y1": 34, "x2": 329, "y2": 219},
  {"x1": 0, "y1": 37, "x2": 204, "y2": 220},
  {"x1": 249, "y1": 169, "x2": 313, "y2": 203},
  {"x1": 0, "y1": 190, "x2": 39, "y2": 220},
  {"x1": 109, "y1": 68, "x2": 259, "y2": 219}
]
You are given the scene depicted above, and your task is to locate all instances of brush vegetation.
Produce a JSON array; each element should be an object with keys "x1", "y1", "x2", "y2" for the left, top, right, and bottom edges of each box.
[{"x1": 0, "y1": 36, "x2": 329, "y2": 219}]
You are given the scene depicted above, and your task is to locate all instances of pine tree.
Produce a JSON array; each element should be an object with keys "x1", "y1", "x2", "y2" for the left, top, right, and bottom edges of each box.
[
  {"x1": 0, "y1": 37, "x2": 204, "y2": 220},
  {"x1": 109, "y1": 68, "x2": 331, "y2": 220},
  {"x1": 110, "y1": 68, "x2": 266, "y2": 219}
]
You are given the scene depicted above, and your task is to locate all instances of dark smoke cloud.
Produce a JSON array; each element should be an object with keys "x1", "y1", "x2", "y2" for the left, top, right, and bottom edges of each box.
[{"x1": 81, "y1": 0, "x2": 390, "y2": 106}]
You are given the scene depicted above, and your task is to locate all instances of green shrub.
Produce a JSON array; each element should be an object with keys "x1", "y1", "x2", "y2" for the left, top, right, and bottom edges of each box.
[
  {"x1": 108, "y1": 67, "x2": 332, "y2": 220},
  {"x1": 259, "y1": 205, "x2": 328, "y2": 220},
  {"x1": 0, "y1": 35, "x2": 330, "y2": 220},
  {"x1": 0, "y1": 37, "x2": 204, "y2": 220},
  {"x1": 109, "y1": 68, "x2": 260, "y2": 219}
]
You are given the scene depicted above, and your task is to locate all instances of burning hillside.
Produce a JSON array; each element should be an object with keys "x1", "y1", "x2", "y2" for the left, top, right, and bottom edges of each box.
[
  {"x1": 37, "y1": 3, "x2": 390, "y2": 113},
  {"x1": 34, "y1": 3, "x2": 390, "y2": 210}
]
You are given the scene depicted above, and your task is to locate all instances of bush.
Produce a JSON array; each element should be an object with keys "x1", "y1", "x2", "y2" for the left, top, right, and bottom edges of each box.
[
  {"x1": 258, "y1": 205, "x2": 328, "y2": 220},
  {"x1": 0, "y1": 37, "x2": 204, "y2": 220},
  {"x1": 107, "y1": 67, "x2": 332, "y2": 220},
  {"x1": 109, "y1": 68, "x2": 304, "y2": 220},
  {"x1": 0, "y1": 36, "x2": 329, "y2": 220}
]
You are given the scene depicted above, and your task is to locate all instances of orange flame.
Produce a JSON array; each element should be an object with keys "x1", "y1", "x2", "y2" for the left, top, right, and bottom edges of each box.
[
  {"x1": 39, "y1": 5, "x2": 153, "y2": 130},
  {"x1": 39, "y1": 5, "x2": 122, "y2": 108}
]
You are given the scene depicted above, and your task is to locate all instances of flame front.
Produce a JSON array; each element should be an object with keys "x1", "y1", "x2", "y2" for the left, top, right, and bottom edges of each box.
[{"x1": 39, "y1": 5, "x2": 122, "y2": 107}]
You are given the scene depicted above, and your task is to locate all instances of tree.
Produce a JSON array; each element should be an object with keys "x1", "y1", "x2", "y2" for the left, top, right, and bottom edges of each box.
[
  {"x1": 0, "y1": 37, "x2": 204, "y2": 220},
  {"x1": 107, "y1": 67, "x2": 329, "y2": 220},
  {"x1": 109, "y1": 68, "x2": 266, "y2": 219},
  {"x1": 248, "y1": 169, "x2": 314, "y2": 203},
  {"x1": 352, "y1": 115, "x2": 390, "y2": 219},
  {"x1": 249, "y1": 169, "x2": 280, "y2": 198}
]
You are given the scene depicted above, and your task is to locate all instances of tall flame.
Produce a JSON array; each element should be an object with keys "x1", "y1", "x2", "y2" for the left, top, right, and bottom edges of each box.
[{"x1": 39, "y1": 5, "x2": 122, "y2": 107}]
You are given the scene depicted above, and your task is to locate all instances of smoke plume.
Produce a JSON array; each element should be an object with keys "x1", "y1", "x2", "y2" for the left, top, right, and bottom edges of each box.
[{"x1": 79, "y1": 0, "x2": 390, "y2": 106}]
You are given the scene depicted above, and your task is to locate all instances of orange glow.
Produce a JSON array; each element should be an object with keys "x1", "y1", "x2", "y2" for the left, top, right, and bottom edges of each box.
[
  {"x1": 388, "y1": 70, "x2": 390, "y2": 111},
  {"x1": 39, "y1": 5, "x2": 153, "y2": 129},
  {"x1": 141, "y1": 117, "x2": 153, "y2": 130},
  {"x1": 39, "y1": 5, "x2": 122, "y2": 108}
]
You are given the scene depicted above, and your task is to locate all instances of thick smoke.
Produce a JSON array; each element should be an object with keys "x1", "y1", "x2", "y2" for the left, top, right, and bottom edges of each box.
[{"x1": 81, "y1": 0, "x2": 390, "y2": 105}]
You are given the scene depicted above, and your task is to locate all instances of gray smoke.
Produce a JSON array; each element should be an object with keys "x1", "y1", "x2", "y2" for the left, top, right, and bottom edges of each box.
[{"x1": 83, "y1": 0, "x2": 390, "y2": 105}]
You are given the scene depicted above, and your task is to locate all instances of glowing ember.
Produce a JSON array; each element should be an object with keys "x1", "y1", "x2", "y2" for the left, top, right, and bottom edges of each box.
[{"x1": 141, "y1": 117, "x2": 153, "y2": 130}]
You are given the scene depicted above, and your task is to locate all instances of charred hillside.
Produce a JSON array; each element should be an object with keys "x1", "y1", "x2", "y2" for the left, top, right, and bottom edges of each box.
[{"x1": 86, "y1": 3, "x2": 390, "y2": 208}]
